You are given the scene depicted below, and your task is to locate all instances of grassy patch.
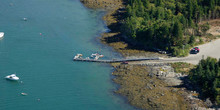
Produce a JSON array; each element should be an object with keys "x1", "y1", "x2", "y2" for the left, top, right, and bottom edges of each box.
[{"x1": 171, "y1": 62, "x2": 195, "y2": 75}]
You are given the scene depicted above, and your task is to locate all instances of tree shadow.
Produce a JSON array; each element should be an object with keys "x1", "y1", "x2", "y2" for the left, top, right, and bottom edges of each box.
[
  {"x1": 102, "y1": 31, "x2": 158, "y2": 52},
  {"x1": 107, "y1": 12, "x2": 126, "y2": 32},
  {"x1": 103, "y1": 33, "x2": 125, "y2": 44},
  {"x1": 168, "y1": 76, "x2": 220, "y2": 108},
  {"x1": 169, "y1": 76, "x2": 199, "y2": 91}
]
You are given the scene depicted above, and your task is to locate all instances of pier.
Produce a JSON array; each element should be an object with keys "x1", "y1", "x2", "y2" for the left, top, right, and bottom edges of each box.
[{"x1": 73, "y1": 57, "x2": 161, "y2": 63}]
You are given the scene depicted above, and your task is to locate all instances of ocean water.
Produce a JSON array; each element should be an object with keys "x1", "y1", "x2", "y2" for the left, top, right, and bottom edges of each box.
[{"x1": 0, "y1": 0, "x2": 134, "y2": 110}]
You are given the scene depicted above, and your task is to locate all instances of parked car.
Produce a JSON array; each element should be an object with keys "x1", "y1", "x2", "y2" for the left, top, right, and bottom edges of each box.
[
  {"x1": 121, "y1": 61, "x2": 128, "y2": 64},
  {"x1": 190, "y1": 47, "x2": 200, "y2": 54},
  {"x1": 194, "y1": 47, "x2": 200, "y2": 52}
]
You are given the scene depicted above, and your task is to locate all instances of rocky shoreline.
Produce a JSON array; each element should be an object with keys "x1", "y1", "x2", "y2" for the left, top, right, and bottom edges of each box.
[
  {"x1": 111, "y1": 63, "x2": 208, "y2": 110},
  {"x1": 80, "y1": 0, "x2": 215, "y2": 109}
]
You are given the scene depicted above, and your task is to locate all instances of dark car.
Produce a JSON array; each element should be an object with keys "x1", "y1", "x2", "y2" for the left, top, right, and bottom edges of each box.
[
  {"x1": 190, "y1": 47, "x2": 200, "y2": 54},
  {"x1": 194, "y1": 47, "x2": 200, "y2": 52}
]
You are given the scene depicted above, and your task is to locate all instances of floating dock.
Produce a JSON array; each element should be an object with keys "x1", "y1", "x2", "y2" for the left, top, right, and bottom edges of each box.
[{"x1": 73, "y1": 57, "x2": 160, "y2": 63}]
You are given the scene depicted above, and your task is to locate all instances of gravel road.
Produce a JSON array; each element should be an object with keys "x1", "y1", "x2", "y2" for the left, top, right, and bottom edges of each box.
[
  {"x1": 130, "y1": 39, "x2": 220, "y2": 65},
  {"x1": 163, "y1": 39, "x2": 220, "y2": 64}
]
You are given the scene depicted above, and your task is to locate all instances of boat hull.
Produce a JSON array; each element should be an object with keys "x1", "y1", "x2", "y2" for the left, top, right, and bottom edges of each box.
[
  {"x1": 0, "y1": 32, "x2": 4, "y2": 39},
  {"x1": 5, "y1": 75, "x2": 19, "y2": 81}
]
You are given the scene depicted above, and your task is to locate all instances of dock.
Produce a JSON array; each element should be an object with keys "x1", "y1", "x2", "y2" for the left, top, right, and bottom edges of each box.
[{"x1": 73, "y1": 57, "x2": 160, "y2": 63}]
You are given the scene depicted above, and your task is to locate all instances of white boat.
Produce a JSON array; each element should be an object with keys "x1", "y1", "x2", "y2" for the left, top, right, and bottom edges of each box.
[
  {"x1": 94, "y1": 56, "x2": 99, "y2": 60},
  {"x1": 91, "y1": 53, "x2": 98, "y2": 57},
  {"x1": 99, "y1": 54, "x2": 104, "y2": 57},
  {"x1": 5, "y1": 74, "x2": 19, "y2": 81},
  {"x1": 74, "y1": 54, "x2": 83, "y2": 59},
  {"x1": 21, "y1": 92, "x2": 28, "y2": 96},
  {"x1": 0, "y1": 32, "x2": 4, "y2": 38},
  {"x1": 23, "y1": 18, "x2": 27, "y2": 21},
  {"x1": 91, "y1": 53, "x2": 104, "y2": 57}
]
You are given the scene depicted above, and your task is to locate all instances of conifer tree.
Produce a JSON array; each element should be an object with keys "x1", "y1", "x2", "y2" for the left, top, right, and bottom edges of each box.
[
  {"x1": 189, "y1": 57, "x2": 220, "y2": 105},
  {"x1": 142, "y1": 0, "x2": 150, "y2": 8},
  {"x1": 186, "y1": 0, "x2": 193, "y2": 19},
  {"x1": 155, "y1": 0, "x2": 163, "y2": 6},
  {"x1": 172, "y1": 21, "x2": 183, "y2": 46}
]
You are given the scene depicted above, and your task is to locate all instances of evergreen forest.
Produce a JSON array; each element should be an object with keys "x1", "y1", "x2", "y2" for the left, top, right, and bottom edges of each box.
[{"x1": 122, "y1": 0, "x2": 220, "y2": 56}]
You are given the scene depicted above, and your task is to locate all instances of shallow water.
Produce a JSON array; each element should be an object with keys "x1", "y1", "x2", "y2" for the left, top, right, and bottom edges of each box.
[{"x1": 0, "y1": 0, "x2": 134, "y2": 109}]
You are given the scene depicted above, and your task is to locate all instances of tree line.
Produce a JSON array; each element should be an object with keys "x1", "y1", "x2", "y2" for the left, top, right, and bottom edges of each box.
[
  {"x1": 122, "y1": 0, "x2": 220, "y2": 56},
  {"x1": 189, "y1": 57, "x2": 220, "y2": 106}
]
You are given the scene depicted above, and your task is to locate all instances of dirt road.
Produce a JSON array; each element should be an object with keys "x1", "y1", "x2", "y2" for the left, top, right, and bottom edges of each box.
[{"x1": 130, "y1": 38, "x2": 220, "y2": 65}]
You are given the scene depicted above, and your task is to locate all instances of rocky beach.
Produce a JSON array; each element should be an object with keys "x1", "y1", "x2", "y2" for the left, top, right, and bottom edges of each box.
[{"x1": 111, "y1": 63, "x2": 207, "y2": 110}]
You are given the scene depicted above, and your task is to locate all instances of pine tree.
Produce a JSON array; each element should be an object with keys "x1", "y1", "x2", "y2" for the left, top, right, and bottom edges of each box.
[
  {"x1": 155, "y1": 0, "x2": 163, "y2": 6},
  {"x1": 196, "y1": 63, "x2": 204, "y2": 81},
  {"x1": 186, "y1": 0, "x2": 193, "y2": 19},
  {"x1": 218, "y1": 58, "x2": 220, "y2": 67},
  {"x1": 210, "y1": 0, "x2": 215, "y2": 10},
  {"x1": 189, "y1": 35, "x2": 195, "y2": 45},
  {"x1": 213, "y1": 78, "x2": 220, "y2": 104},
  {"x1": 142, "y1": 0, "x2": 150, "y2": 8},
  {"x1": 137, "y1": 0, "x2": 145, "y2": 17},
  {"x1": 126, "y1": 5, "x2": 132, "y2": 17},
  {"x1": 172, "y1": 21, "x2": 183, "y2": 46}
]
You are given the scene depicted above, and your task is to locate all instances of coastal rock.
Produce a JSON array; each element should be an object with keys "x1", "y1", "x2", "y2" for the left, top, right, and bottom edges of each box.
[{"x1": 205, "y1": 98, "x2": 213, "y2": 107}]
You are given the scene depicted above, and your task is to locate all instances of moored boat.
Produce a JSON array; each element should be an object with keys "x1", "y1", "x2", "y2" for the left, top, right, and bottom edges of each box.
[
  {"x1": 91, "y1": 53, "x2": 104, "y2": 58},
  {"x1": 21, "y1": 92, "x2": 28, "y2": 96},
  {"x1": 5, "y1": 74, "x2": 19, "y2": 81},
  {"x1": 0, "y1": 32, "x2": 4, "y2": 39}
]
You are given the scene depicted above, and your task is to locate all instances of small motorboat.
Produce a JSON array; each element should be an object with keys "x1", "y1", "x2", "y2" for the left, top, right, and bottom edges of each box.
[
  {"x1": 90, "y1": 53, "x2": 104, "y2": 60},
  {"x1": 99, "y1": 54, "x2": 104, "y2": 57},
  {"x1": 23, "y1": 17, "x2": 27, "y2": 21},
  {"x1": 21, "y1": 92, "x2": 28, "y2": 96},
  {"x1": 91, "y1": 53, "x2": 104, "y2": 57},
  {"x1": 5, "y1": 74, "x2": 19, "y2": 81},
  {"x1": 91, "y1": 53, "x2": 98, "y2": 57},
  {"x1": 74, "y1": 54, "x2": 83, "y2": 59},
  {"x1": 0, "y1": 32, "x2": 4, "y2": 39}
]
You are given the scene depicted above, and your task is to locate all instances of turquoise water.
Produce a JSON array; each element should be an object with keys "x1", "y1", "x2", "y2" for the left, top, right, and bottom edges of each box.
[{"x1": 0, "y1": 0, "x2": 134, "y2": 110}]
